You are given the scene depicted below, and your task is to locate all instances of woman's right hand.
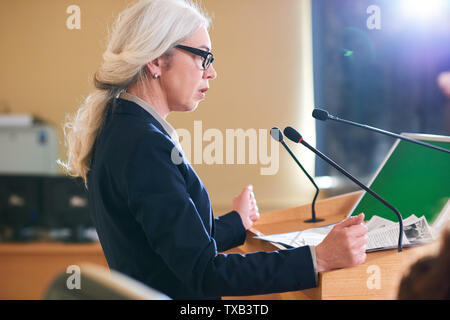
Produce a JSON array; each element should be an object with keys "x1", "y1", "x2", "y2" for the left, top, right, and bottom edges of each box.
[
  {"x1": 315, "y1": 213, "x2": 368, "y2": 272},
  {"x1": 232, "y1": 184, "x2": 260, "y2": 230}
]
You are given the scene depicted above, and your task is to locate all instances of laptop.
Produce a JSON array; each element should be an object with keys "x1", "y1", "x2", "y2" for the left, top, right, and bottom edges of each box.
[{"x1": 348, "y1": 133, "x2": 450, "y2": 231}]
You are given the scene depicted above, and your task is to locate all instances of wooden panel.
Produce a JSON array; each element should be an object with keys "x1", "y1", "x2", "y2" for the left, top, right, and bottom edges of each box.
[
  {"x1": 319, "y1": 241, "x2": 440, "y2": 300},
  {"x1": 0, "y1": 242, "x2": 108, "y2": 300}
]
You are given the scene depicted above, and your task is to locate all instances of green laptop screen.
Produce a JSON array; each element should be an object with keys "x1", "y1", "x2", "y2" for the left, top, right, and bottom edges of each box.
[{"x1": 349, "y1": 135, "x2": 450, "y2": 224}]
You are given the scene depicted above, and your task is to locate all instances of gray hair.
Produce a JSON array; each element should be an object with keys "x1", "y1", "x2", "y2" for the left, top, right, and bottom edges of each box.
[{"x1": 62, "y1": 0, "x2": 210, "y2": 186}]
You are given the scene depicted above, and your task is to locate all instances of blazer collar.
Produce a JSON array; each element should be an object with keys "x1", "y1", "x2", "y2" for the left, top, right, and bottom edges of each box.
[{"x1": 111, "y1": 93, "x2": 180, "y2": 146}]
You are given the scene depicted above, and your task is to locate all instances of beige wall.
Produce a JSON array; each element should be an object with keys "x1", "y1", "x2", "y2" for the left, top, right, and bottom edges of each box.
[{"x1": 0, "y1": 0, "x2": 317, "y2": 215}]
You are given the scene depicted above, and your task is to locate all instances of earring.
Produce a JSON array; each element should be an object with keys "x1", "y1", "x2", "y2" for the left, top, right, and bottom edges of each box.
[{"x1": 153, "y1": 74, "x2": 159, "y2": 79}]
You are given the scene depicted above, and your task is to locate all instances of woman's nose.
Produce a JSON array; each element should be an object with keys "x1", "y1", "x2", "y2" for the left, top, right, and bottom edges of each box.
[{"x1": 205, "y1": 64, "x2": 217, "y2": 80}]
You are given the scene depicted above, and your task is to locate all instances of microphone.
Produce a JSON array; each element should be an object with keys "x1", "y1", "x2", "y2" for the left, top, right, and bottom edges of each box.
[
  {"x1": 270, "y1": 127, "x2": 324, "y2": 223},
  {"x1": 283, "y1": 126, "x2": 404, "y2": 252},
  {"x1": 312, "y1": 108, "x2": 450, "y2": 154}
]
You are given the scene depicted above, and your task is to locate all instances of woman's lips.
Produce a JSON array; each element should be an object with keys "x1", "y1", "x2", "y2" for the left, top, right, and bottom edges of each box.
[{"x1": 198, "y1": 87, "x2": 208, "y2": 99}]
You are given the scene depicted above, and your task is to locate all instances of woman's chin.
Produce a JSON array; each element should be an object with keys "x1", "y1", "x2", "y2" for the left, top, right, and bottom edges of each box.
[
  {"x1": 186, "y1": 101, "x2": 201, "y2": 112},
  {"x1": 172, "y1": 99, "x2": 202, "y2": 113}
]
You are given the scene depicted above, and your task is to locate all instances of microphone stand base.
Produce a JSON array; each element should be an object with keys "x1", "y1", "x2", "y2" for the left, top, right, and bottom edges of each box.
[{"x1": 304, "y1": 218, "x2": 325, "y2": 223}]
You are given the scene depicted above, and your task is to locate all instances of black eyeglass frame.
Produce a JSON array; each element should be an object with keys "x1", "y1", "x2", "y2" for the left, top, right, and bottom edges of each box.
[{"x1": 175, "y1": 45, "x2": 214, "y2": 70}]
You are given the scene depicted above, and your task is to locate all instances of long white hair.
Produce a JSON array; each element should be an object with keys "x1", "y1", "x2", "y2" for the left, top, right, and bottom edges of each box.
[{"x1": 61, "y1": 0, "x2": 210, "y2": 187}]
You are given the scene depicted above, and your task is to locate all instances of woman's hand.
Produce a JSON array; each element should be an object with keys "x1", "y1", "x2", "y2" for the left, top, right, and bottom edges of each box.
[
  {"x1": 315, "y1": 213, "x2": 368, "y2": 272},
  {"x1": 232, "y1": 185, "x2": 260, "y2": 230}
]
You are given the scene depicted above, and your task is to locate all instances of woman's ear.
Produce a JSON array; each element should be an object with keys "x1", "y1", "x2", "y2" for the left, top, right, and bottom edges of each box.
[{"x1": 146, "y1": 58, "x2": 162, "y2": 79}]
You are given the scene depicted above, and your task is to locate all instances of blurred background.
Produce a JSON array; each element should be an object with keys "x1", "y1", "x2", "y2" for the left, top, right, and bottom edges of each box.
[
  {"x1": 0, "y1": 0, "x2": 449, "y2": 299},
  {"x1": 313, "y1": 0, "x2": 450, "y2": 192}
]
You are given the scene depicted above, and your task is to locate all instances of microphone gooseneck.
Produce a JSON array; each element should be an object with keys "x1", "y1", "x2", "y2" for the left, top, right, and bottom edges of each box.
[
  {"x1": 270, "y1": 127, "x2": 323, "y2": 223},
  {"x1": 283, "y1": 126, "x2": 404, "y2": 252},
  {"x1": 312, "y1": 108, "x2": 450, "y2": 154}
]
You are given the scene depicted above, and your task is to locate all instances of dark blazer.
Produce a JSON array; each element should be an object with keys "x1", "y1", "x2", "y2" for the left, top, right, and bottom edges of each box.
[{"x1": 87, "y1": 98, "x2": 317, "y2": 299}]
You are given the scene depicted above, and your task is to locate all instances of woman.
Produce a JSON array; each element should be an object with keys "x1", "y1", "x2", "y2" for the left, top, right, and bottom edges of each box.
[{"x1": 63, "y1": 0, "x2": 367, "y2": 299}]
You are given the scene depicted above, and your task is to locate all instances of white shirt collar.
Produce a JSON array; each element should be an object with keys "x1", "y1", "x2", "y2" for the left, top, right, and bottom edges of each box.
[{"x1": 119, "y1": 91, "x2": 180, "y2": 145}]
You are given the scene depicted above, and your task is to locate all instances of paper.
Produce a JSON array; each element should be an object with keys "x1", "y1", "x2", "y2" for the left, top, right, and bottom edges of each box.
[{"x1": 254, "y1": 214, "x2": 436, "y2": 251}]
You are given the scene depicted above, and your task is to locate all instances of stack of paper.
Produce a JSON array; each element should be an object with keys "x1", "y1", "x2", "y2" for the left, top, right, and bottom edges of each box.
[{"x1": 254, "y1": 214, "x2": 436, "y2": 252}]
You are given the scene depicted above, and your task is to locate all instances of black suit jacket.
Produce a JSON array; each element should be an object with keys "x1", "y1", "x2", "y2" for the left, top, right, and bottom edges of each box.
[{"x1": 87, "y1": 98, "x2": 317, "y2": 299}]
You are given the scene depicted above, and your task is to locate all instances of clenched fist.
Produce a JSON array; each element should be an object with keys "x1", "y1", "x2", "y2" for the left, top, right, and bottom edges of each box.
[{"x1": 232, "y1": 184, "x2": 260, "y2": 230}]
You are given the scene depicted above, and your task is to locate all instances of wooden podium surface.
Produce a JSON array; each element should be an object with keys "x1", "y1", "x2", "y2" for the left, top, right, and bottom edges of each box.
[{"x1": 223, "y1": 191, "x2": 441, "y2": 300}]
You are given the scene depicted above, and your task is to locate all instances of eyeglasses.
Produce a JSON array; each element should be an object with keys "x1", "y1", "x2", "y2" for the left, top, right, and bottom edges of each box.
[{"x1": 175, "y1": 45, "x2": 215, "y2": 70}]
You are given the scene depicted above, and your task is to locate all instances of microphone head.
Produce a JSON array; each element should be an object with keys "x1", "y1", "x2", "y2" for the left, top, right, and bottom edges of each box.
[
  {"x1": 312, "y1": 108, "x2": 329, "y2": 121},
  {"x1": 283, "y1": 126, "x2": 303, "y2": 143},
  {"x1": 270, "y1": 127, "x2": 284, "y2": 142}
]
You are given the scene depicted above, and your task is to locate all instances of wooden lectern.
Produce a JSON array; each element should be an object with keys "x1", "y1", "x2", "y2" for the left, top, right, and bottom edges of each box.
[{"x1": 223, "y1": 191, "x2": 440, "y2": 300}]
